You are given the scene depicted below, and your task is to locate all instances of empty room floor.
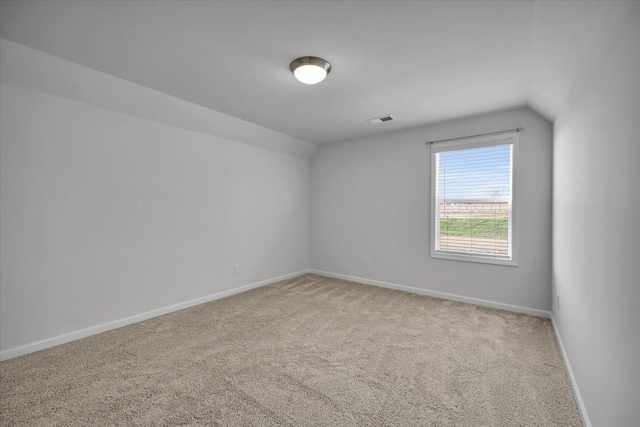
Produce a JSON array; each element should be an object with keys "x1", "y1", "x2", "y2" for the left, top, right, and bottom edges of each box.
[{"x1": 0, "y1": 274, "x2": 581, "y2": 426}]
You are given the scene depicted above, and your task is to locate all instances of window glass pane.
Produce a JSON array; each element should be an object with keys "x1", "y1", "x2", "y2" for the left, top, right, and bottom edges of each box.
[{"x1": 435, "y1": 144, "x2": 512, "y2": 258}]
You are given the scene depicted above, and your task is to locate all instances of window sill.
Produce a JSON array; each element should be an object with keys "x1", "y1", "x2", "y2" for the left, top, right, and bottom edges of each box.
[{"x1": 430, "y1": 250, "x2": 518, "y2": 267}]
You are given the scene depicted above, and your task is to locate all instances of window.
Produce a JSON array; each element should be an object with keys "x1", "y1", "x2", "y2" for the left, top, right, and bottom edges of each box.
[{"x1": 430, "y1": 131, "x2": 518, "y2": 266}]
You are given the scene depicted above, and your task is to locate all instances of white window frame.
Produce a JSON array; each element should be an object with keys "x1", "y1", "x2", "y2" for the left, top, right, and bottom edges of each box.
[{"x1": 430, "y1": 131, "x2": 519, "y2": 267}]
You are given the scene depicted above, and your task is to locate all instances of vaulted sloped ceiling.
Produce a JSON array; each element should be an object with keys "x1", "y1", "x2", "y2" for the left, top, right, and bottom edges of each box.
[{"x1": 0, "y1": 0, "x2": 612, "y2": 145}]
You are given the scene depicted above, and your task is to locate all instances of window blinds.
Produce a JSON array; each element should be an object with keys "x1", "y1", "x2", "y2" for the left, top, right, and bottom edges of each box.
[{"x1": 434, "y1": 143, "x2": 513, "y2": 258}]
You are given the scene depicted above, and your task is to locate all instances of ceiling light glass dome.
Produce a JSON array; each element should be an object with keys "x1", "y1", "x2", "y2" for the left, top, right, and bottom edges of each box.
[{"x1": 290, "y1": 57, "x2": 331, "y2": 85}]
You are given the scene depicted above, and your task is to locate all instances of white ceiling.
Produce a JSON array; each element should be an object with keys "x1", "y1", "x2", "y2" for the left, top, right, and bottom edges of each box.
[{"x1": 0, "y1": 1, "x2": 610, "y2": 145}]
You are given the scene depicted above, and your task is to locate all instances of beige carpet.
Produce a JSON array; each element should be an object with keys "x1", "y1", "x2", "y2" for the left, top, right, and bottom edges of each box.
[{"x1": 1, "y1": 274, "x2": 581, "y2": 426}]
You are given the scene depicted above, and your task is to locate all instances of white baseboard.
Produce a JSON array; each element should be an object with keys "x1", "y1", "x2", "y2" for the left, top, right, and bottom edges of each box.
[
  {"x1": 310, "y1": 269, "x2": 551, "y2": 319},
  {"x1": 0, "y1": 269, "x2": 310, "y2": 361},
  {"x1": 551, "y1": 315, "x2": 591, "y2": 427}
]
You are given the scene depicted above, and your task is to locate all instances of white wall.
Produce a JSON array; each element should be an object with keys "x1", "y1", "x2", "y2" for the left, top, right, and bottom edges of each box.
[
  {"x1": 0, "y1": 81, "x2": 309, "y2": 354},
  {"x1": 552, "y1": 2, "x2": 640, "y2": 426},
  {"x1": 310, "y1": 107, "x2": 552, "y2": 312}
]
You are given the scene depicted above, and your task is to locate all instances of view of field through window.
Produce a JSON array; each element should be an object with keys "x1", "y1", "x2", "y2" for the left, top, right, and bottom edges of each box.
[
  {"x1": 435, "y1": 143, "x2": 512, "y2": 257},
  {"x1": 437, "y1": 201, "x2": 509, "y2": 255}
]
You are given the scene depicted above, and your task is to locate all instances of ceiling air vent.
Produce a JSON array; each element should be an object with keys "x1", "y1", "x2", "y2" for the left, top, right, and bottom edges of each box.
[{"x1": 366, "y1": 115, "x2": 395, "y2": 125}]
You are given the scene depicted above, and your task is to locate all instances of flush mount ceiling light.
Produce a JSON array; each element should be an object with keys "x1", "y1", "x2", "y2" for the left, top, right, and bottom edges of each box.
[{"x1": 290, "y1": 56, "x2": 331, "y2": 85}]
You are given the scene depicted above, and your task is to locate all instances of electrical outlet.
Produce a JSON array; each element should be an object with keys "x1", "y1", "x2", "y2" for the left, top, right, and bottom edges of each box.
[
  {"x1": 363, "y1": 257, "x2": 370, "y2": 267},
  {"x1": 234, "y1": 264, "x2": 240, "y2": 274}
]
